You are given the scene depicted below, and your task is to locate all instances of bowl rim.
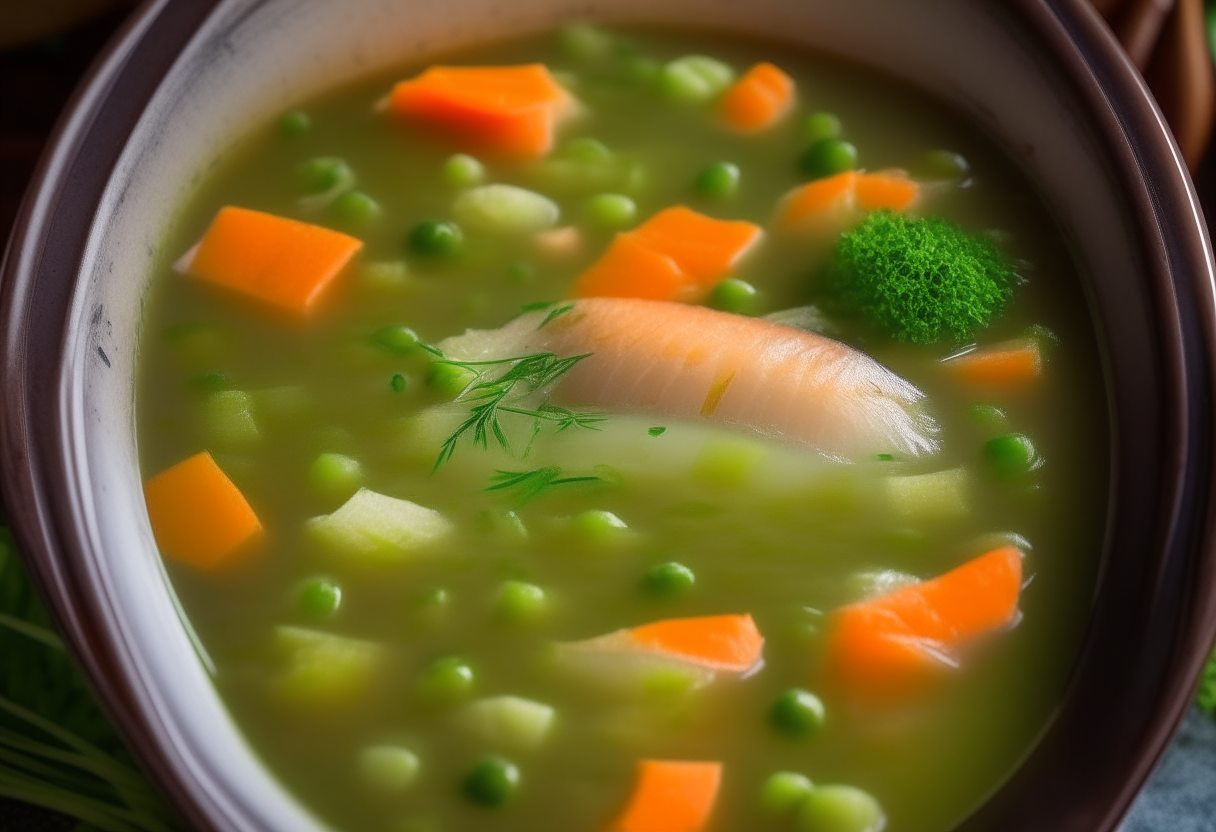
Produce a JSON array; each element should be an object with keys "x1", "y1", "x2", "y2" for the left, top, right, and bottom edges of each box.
[{"x1": 2, "y1": 1, "x2": 1215, "y2": 831}]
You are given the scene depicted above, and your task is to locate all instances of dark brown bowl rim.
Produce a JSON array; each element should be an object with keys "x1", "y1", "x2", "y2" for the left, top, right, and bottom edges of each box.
[{"x1": 1, "y1": 1, "x2": 1215, "y2": 831}]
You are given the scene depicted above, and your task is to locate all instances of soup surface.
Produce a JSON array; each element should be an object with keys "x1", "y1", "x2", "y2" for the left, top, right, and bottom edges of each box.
[{"x1": 137, "y1": 25, "x2": 1107, "y2": 832}]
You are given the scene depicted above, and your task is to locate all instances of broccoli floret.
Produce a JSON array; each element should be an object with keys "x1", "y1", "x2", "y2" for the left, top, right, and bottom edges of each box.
[{"x1": 834, "y1": 210, "x2": 1019, "y2": 344}]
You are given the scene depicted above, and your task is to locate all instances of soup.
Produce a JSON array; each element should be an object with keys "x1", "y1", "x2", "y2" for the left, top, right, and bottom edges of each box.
[{"x1": 137, "y1": 24, "x2": 1107, "y2": 832}]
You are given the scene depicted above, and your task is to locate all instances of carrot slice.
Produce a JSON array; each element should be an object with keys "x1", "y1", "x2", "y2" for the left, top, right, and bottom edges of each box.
[
  {"x1": 144, "y1": 451, "x2": 263, "y2": 570},
  {"x1": 825, "y1": 546, "x2": 1024, "y2": 698},
  {"x1": 772, "y1": 171, "x2": 858, "y2": 232},
  {"x1": 569, "y1": 234, "x2": 686, "y2": 300},
  {"x1": 607, "y1": 760, "x2": 722, "y2": 832},
  {"x1": 718, "y1": 61, "x2": 795, "y2": 133},
  {"x1": 386, "y1": 64, "x2": 574, "y2": 158},
  {"x1": 946, "y1": 339, "x2": 1043, "y2": 388},
  {"x1": 855, "y1": 170, "x2": 920, "y2": 212},
  {"x1": 630, "y1": 206, "x2": 763, "y2": 286},
  {"x1": 184, "y1": 207, "x2": 362, "y2": 317},
  {"x1": 628, "y1": 613, "x2": 764, "y2": 673}
]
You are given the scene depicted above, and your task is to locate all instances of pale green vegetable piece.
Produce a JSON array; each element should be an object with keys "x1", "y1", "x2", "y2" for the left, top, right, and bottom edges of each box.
[
  {"x1": 572, "y1": 509, "x2": 628, "y2": 541},
  {"x1": 761, "y1": 771, "x2": 815, "y2": 815},
  {"x1": 457, "y1": 695, "x2": 556, "y2": 750},
  {"x1": 308, "y1": 452, "x2": 363, "y2": 500},
  {"x1": 204, "y1": 390, "x2": 259, "y2": 446},
  {"x1": 797, "y1": 784, "x2": 885, "y2": 832},
  {"x1": 885, "y1": 468, "x2": 970, "y2": 520},
  {"x1": 452, "y1": 184, "x2": 560, "y2": 235},
  {"x1": 306, "y1": 488, "x2": 454, "y2": 564},
  {"x1": 693, "y1": 437, "x2": 766, "y2": 489},
  {"x1": 359, "y1": 745, "x2": 421, "y2": 792},
  {"x1": 443, "y1": 153, "x2": 486, "y2": 187},
  {"x1": 274, "y1": 626, "x2": 382, "y2": 708},
  {"x1": 659, "y1": 55, "x2": 736, "y2": 104}
]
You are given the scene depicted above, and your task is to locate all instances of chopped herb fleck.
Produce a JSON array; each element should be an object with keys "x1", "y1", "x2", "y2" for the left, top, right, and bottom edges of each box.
[
  {"x1": 486, "y1": 467, "x2": 602, "y2": 505},
  {"x1": 648, "y1": 426, "x2": 667, "y2": 437}
]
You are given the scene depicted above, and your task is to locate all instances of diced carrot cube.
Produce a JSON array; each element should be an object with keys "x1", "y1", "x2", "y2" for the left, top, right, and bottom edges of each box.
[
  {"x1": 855, "y1": 170, "x2": 920, "y2": 212},
  {"x1": 627, "y1": 613, "x2": 764, "y2": 673},
  {"x1": 144, "y1": 451, "x2": 263, "y2": 570},
  {"x1": 825, "y1": 546, "x2": 1024, "y2": 698},
  {"x1": 607, "y1": 760, "x2": 722, "y2": 832},
  {"x1": 386, "y1": 64, "x2": 575, "y2": 158},
  {"x1": 772, "y1": 171, "x2": 858, "y2": 232},
  {"x1": 718, "y1": 62, "x2": 795, "y2": 133},
  {"x1": 184, "y1": 207, "x2": 362, "y2": 317},
  {"x1": 630, "y1": 206, "x2": 763, "y2": 286},
  {"x1": 569, "y1": 234, "x2": 687, "y2": 300},
  {"x1": 946, "y1": 340, "x2": 1043, "y2": 388}
]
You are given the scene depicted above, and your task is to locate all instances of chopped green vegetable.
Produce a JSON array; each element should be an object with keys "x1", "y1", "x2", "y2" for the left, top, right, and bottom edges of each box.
[
  {"x1": 641, "y1": 561, "x2": 696, "y2": 598},
  {"x1": 803, "y1": 112, "x2": 842, "y2": 142},
  {"x1": 647, "y1": 426, "x2": 666, "y2": 437},
  {"x1": 710, "y1": 278, "x2": 758, "y2": 315},
  {"x1": 695, "y1": 161, "x2": 740, "y2": 199},
  {"x1": 572, "y1": 509, "x2": 628, "y2": 541},
  {"x1": 835, "y1": 211, "x2": 1019, "y2": 344},
  {"x1": 770, "y1": 688, "x2": 826, "y2": 738},
  {"x1": 797, "y1": 784, "x2": 885, "y2": 832},
  {"x1": 307, "y1": 452, "x2": 363, "y2": 499},
  {"x1": 495, "y1": 580, "x2": 548, "y2": 623},
  {"x1": 443, "y1": 153, "x2": 486, "y2": 188},
  {"x1": 298, "y1": 156, "x2": 354, "y2": 194},
  {"x1": 299, "y1": 577, "x2": 342, "y2": 617},
  {"x1": 658, "y1": 55, "x2": 735, "y2": 104},
  {"x1": 761, "y1": 771, "x2": 815, "y2": 815},
  {"x1": 461, "y1": 756, "x2": 519, "y2": 806},
  {"x1": 204, "y1": 389, "x2": 259, "y2": 446},
  {"x1": 984, "y1": 434, "x2": 1040, "y2": 479},
  {"x1": 306, "y1": 488, "x2": 454, "y2": 564},
  {"x1": 458, "y1": 696, "x2": 555, "y2": 750},
  {"x1": 279, "y1": 109, "x2": 310, "y2": 138},
  {"x1": 390, "y1": 373, "x2": 408, "y2": 392},
  {"x1": 800, "y1": 138, "x2": 857, "y2": 178},
  {"x1": 359, "y1": 745, "x2": 420, "y2": 792},
  {"x1": 417, "y1": 656, "x2": 475, "y2": 704},
  {"x1": 409, "y1": 221, "x2": 464, "y2": 257},
  {"x1": 584, "y1": 193, "x2": 637, "y2": 228},
  {"x1": 453, "y1": 184, "x2": 560, "y2": 235},
  {"x1": 332, "y1": 190, "x2": 380, "y2": 224}
]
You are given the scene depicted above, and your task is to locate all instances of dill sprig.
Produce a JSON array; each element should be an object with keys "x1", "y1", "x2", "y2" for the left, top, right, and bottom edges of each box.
[
  {"x1": 486, "y1": 467, "x2": 602, "y2": 505},
  {"x1": 431, "y1": 349, "x2": 605, "y2": 471}
]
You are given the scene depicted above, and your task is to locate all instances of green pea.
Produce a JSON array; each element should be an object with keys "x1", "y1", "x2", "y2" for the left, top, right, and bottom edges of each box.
[
  {"x1": 797, "y1": 785, "x2": 885, "y2": 832},
  {"x1": 770, "y1": 688, "x2": 826, "y2": 738},
  {"x1": 417, "y1": 656, "x2": 475, "y2": 703},
  {"x1": 426, "y1": 362, "x2": 475, "y2": 397},
  {"x1": 359, "y1": 745, "x2": 420, "y2": 792},
  {"x1": 659, "y1": 55, "x2": 736, "y2": 104},
  {"x1": 710, "y1": 278, "x2": 758, "y2": 315},
  {"x1": 560, "y1": 137, "x2": 613, "y2": 163},
  {"x1": 799, "y1": 139, "x2": 858, "y2": 179},
  {"x1": 572, "y1": 509, "x2": 628, "y2": 541},
  {"x1": 331, "y1": 190, "x2": 381, "y2": 224},
  {"x1": 298, "y1": 156, "x2": 354, "y2": 193},
  {"x1": 968, "y1": 403, "x2": 1007, "y2": 430},
  {"x1": 443, "y1": 153, "x2": 486, "y2": 188},
  {"x1": 761, "y1": 771, "x2": 815, "y2": 815},
  {"x1": 370, "y1": 325, "x2": 420, "y2": 355},
  {"x1": 920, "y1": 148, "x2": 971, "y2": 181},
  {"x1": 803, "y1": 112, "x2": 843, "y2": 142},
  {"x1": 307, "y1": 453, "x2": 363, "y2": 499},
  {"x1": 584, "y1": 193, "x2": 637, "y2": 228},
  {"x1": 461, "y1": 756, "x2": 519, "y2": 806},
  {"x1": 390, "y1": 373, "x2": 407, "y2": 393},
  {"x1": 496, "y1": 580, "x2": 547, "y2": 623},
  {"x1": 409, "y1": 221, "x2": 464, "y2": 257},
  {"x1": 641, "y1": 561, "x2": 695, "y2": 598},
  {"x1": 984, "y1": 434, "x2": 1039, "y2": 479},
  {"x1": 694, "y1": 161, "x2": 740, "y2": 199},
  {"x1": 279, "y1": 109, "x2": 310, "y2": 138},
  {"x1": 299, "y1": 578, "x2": 342, "y2": 617}
]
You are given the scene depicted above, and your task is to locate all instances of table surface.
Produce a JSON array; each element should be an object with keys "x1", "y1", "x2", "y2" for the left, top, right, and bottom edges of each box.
[{"x1": 0, "y1": 6, "x2": 1213, "y2": 831}]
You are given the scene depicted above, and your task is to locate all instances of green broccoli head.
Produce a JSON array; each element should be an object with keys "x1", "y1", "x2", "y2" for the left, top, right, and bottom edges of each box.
[{"x1": 834, "y1": 210, "x2": 1019, "y2": 345}]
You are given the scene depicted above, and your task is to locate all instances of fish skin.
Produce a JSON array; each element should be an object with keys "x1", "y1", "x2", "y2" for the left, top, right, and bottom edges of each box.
[{"x1": 438, "y1": 298, "x2": 938, "y2": 460}]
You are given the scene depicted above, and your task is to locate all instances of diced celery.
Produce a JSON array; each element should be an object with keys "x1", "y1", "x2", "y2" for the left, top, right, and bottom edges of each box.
[
  {"x1": 204, "y1": 390, "x2": 259, "y2": 446},
  {"x1": 306, "y1": 488, "x2": 454, "y2": 564},
  {"x1": 452, "y1": 184, "x2": 560, "y2": 235},
  {"x1": 359, "y1": 745, "x2": 420, "y2": 792},
  {"x1": 274, "y1": 626, "x2": 381, "y2": 708},
  {"x1": 658, "y1": 55, "x2": 735, "y2": 104},
  {"x1": 885, "y1": 468, "x2": 970, "y2": 521},
  {"x1": 693, "y1": 437, "x2": 766, "y2": 489},
  {"x1": 457, "y1": 695, "x2": 556, "y2": 750}
]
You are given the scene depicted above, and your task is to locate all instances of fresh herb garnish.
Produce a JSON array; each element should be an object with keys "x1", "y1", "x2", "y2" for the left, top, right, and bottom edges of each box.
[
  {"x1": 486, "y1": 467, "x2": 602, "y2": 505},
  {"x1": 538, "y1": 303, "x2": 575, "y2": 329},
  {"x1": 430, "y1": 350, "x2": 605, "y2": 471},
  {"x1": 648, "y1": 426, "x2": 667, "y2": 437}
]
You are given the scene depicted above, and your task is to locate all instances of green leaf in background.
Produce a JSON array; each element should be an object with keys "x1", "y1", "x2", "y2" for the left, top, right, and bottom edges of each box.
[{"x1": 0, "y1": 511, "x2": 180, "y2": 831}]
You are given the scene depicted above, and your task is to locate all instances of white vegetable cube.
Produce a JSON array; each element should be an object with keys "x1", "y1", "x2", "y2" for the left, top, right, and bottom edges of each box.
[
  {"x1": 452, "y1": 184, "x2": 560, "y2": 235},
  {"x1": 204, "y1": 389, "x2": 259, "y2": 446},
  {"x1": 274, "y1": 626, "x2": 382, "y2": 708},
  {"x1": 306, "y1": 488, "x2": 453, "y2": 564},
  {"x1": 457, "y1": 695, "x2": 556, "y2": 750},
  {"x1": 885, "y1": 468, "x2": 970, "y2": 521}
]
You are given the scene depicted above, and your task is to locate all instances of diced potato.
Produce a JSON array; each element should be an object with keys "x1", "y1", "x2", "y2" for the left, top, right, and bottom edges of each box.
[
  {"x1": 457, "y1": 696, "x2": 556, "y2": 750},
  {"x1": 274, "y1": 626, "x2": 382, "y2": 708},
  {"x1": 306, "y1": 488, "x2": 453, "y2": 565},
  {"x1": 452, "y1": 184, "x2": 560, "y2": 235},
  {"x1": 885, "y1": 468, "x2": 970, "y2": 521}
]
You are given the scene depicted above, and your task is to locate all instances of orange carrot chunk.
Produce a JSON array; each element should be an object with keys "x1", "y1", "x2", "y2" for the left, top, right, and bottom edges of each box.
[
  {"x1": 630, "y1": 206, "x2": 763, "y2": 286},
  {"x1": 825, "y1": 546, "x2": 1023, "y2": 698},
  {"x1": 946, "y1": 339, "x2": 1042, "y2": 388},
  {"x1": 628, "y1": 613, "x2": 764, "y2": 673},
  {"x1": 772, "y1": 171, "x2": 858, "y2": 233},
  {"x1": 144, "y1": 451, "x2": 263, "y2": 570},
  {"x1": 854, "y1": 170, "x2": 920, "y2": 212},
  {"x1": 386, "y1": 64, "x2": 575, "y2": 158},
  {"x1": 569, "y1": 234, "x2": 686, "y2": 300},
  {"x1": 184, "y1": 207, "x2": 362, "y2": 317},
  {"x1": 607, "y1": 760, "x2": 723, "y2": 832},
  {"x1": 718, "y1": 62, "x2": 795, "y2": 133}
]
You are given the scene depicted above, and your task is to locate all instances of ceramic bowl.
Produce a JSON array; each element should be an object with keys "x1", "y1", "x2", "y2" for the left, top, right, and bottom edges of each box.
[{"x1": 3, "y1": 1, "x2": 1215, "y2": 830}]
